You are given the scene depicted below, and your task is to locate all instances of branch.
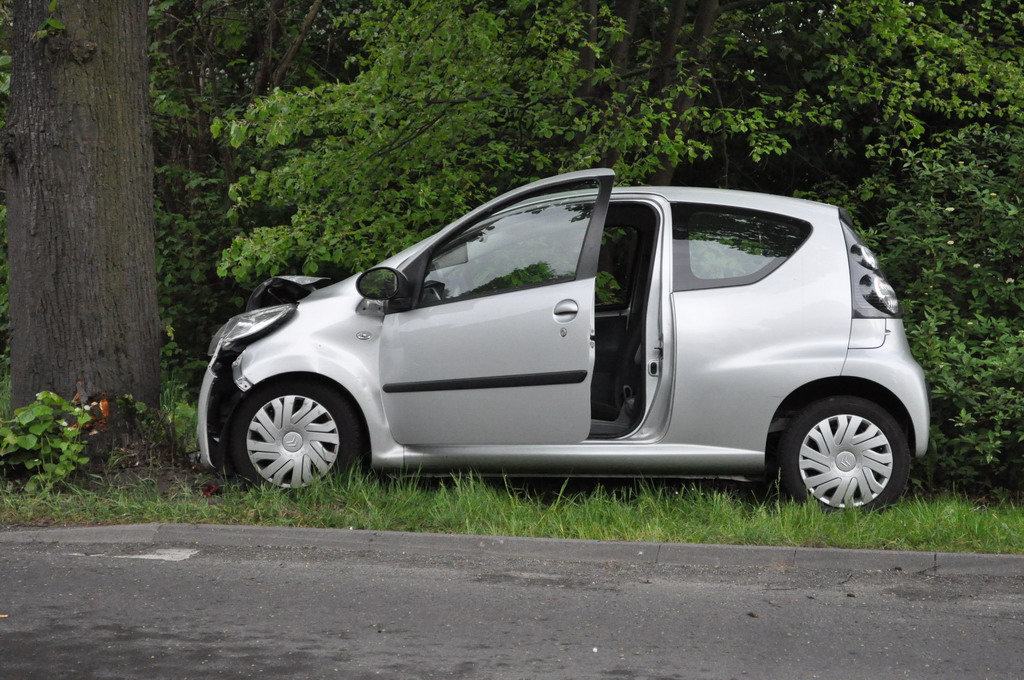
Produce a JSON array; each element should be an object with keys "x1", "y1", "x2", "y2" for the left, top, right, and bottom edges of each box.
[
  {"x1": 270, "y1": 0, "x2": 324, "y2": 91},
  {"x1": 421, "y1": 91, "x2": 514, "y2": 106},
  {"x1": 369, "y1": 113, "x2": 447, "y2": 162}
]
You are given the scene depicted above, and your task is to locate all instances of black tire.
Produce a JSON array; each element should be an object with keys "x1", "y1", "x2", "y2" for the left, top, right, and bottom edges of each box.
[
  {"x1": 229, "y1": 379, "x2": 363, "y2": 488},
  {"x1": 778, "y1": 396, "x2": 909, "y2": 510}
]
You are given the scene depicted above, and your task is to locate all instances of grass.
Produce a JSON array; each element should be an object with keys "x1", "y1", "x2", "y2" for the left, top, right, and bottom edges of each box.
[
  {"x1": 1, "y1": 468, "x2": 1022, "y2": 555},
  {"x1": 1, "y1": 379, "x2": 1022, "y2": 555}
]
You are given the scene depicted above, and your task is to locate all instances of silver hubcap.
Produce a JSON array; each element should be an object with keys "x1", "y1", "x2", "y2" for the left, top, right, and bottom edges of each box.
[
  {"x1": 245, "y1": 395, "x2": 340, "y2": 487},
  {"x1": 798, "y1": 414, "x2": 893, "y2": 508}
]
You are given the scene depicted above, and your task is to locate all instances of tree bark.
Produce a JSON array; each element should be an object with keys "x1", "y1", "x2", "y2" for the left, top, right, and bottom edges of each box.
[
  {"x1": 599, "y1": 0, "x2": 645, "y2": 168},
  {"x1": 651, "y1": 0, "x2": 691, "y2": 96},
  {"x1": 609, "y1": 0, "x2": 641, "y2": 76},
  {"x1": 4, "y1": 0, "x2": 161, "y2": 411}
]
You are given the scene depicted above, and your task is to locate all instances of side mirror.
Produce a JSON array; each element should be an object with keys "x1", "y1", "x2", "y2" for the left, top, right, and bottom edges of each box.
[{"x1": 356, "y1": 267, "x2": 409, "y2": 301}]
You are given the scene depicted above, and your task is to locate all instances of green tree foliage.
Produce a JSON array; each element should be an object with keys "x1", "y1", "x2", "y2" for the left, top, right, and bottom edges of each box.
[
  {"x1": 218, "y1": 0, "x2": 1024, "y2": 279},
  {"x1": 148, "y1": 0, "x2": 362, "y2": 377},
  {"x1": 692, "y1": 0, "x2": 1024, "y2": 192},
  {"x1": 217, "y1": 0, "x2": 590, "y2": 284},
  {"x1": 216, "y1": 0, "x2": 848, "y2": 283}
]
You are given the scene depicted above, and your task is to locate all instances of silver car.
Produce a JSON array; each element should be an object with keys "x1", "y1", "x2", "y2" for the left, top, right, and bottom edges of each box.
[{"x1": 196, "y1": 169, "x2": 929, "y2": 509}]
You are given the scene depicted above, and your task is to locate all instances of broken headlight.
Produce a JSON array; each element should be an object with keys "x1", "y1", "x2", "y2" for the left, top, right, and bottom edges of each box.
[{"x1": 208, "y1": 304, "x2": 296, "y2": 355}]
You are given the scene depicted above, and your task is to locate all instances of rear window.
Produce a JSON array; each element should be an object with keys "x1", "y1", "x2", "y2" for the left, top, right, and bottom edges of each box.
[{"x1": 671, "y1": 203, "x2": 811, "y2": 291}]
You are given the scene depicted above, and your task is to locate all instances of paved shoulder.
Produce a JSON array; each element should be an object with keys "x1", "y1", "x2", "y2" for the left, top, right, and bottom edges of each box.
[{"x1": 2, "y1": 522, "x2": 1021, "y2": 577}]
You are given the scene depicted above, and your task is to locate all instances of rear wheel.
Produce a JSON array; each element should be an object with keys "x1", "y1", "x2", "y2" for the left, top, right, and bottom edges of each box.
[
  {"x1": 779, "y1": 396, "x2": 909, "y2": 510},
  {"x1": 229, "y1": 379, "x2": 362, "y2": 488}
]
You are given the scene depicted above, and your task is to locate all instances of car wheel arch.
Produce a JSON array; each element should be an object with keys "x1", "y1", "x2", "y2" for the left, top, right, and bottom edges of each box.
[
  {"x1": 765, "y1": 377, "x2": 914, "y2": 466},
  {"x1": 231, "y1": 371, "x2": 371, "y2": 465}
]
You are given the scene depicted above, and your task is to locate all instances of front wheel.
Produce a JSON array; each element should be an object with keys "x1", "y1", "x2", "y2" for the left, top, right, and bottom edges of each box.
[
  {"x1": 229, "y1": 379, "x2": 363, "y2": 488},
  {"x1": 778, "y1": 396, "x2": 909, "y2": 510}
]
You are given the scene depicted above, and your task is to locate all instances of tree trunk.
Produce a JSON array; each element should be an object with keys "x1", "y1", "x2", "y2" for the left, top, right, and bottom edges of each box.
[
  {"x1": 648, "y1": 0, "x2": 720, "y2": 186},
  {"x1": 252, "y1": 0, "x2": 287, "y2": 96},
  {"x1": 647, "y1": 0, "x2": 779, "y2": 185},
  {"x1": 4, "y1": 0, "x2": 161, "y2": 413},
  {"x1": 574, "y1": 0, "x2": 600, "y2": 104}
]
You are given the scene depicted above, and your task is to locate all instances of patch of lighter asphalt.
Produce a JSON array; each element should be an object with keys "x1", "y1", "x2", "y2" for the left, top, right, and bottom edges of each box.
[{"x1": 65, "y1": 548, "x2": 199, "y2": 562}]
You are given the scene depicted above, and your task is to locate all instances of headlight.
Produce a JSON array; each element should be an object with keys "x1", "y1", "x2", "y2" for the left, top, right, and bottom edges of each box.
[{"x1": 208, "y1": 304, "x2": 296, "y2": 355}]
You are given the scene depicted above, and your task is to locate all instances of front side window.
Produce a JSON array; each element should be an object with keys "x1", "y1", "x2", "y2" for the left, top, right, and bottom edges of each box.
[
  {"x1": 420, "y1": 197, "x2": 594, "y2": 305},
  {"x1": 671, "y1": 203, "x2": 811, "y2": 291}
]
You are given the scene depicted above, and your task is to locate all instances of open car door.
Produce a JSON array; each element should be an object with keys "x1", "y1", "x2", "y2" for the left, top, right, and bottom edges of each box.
[{"x1": 378, "y1": 169, "x2": 614, "y2": 446}]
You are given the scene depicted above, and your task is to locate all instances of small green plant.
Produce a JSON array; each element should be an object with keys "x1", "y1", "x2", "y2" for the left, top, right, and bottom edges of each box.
[
  {"x1": 0, "y1": 391, "x2": 91, "y2": 492},
  {"x1": 112, "y1": 385, "x2": 197, "y2": 465}
]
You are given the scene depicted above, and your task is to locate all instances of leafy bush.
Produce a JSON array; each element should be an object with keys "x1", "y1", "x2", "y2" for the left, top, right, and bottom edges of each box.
[
  {"x1": 0, "y1": 391, "x2": 92, "y2": 492},
  {"x1": 857, "y1": 124, "x2": 1024, "y2": 492}
]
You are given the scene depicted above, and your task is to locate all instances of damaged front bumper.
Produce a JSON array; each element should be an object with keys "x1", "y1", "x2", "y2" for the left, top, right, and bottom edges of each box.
[
  {"x1": 194, "y1": 347, "x2": 246, "y2": 473},
  {"x1": 194, "y1": 364, "x2": 217, "y2": 468}
]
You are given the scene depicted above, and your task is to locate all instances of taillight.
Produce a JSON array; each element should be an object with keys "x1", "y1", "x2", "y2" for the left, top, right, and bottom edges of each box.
[
  {"x1": 858, "y1": 272, "x2": 902, "y2": 316},
  {"x1": 842, "y1": 223, "x2": 903, "y2": 319},
  {"x1": 850, "y1": 243, "x2": 879, "y2": 270}
]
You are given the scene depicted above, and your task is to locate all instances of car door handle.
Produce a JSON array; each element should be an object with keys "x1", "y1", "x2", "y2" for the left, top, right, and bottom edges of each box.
[{"x1": 553, "y1": 299, "x2": 579, "y2": 322}]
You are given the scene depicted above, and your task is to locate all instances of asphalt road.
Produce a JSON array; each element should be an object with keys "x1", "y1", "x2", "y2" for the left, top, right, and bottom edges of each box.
[{"x1": 1, "y1": 525, "x2": 1022, "y2": 679}]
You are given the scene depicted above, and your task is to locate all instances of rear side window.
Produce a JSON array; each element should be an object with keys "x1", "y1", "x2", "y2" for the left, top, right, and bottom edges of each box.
[{"x1": 671, "y1": 203, "x2": 811, "y2": 291}]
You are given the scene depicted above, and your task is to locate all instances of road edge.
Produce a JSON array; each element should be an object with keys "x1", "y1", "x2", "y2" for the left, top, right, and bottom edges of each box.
[{"x1": 1, "y1": 523, "x2": 1021, "y2": 577}]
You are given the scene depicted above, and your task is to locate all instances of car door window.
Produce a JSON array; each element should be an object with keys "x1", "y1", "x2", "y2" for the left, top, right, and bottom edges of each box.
[{"x1": 421, "y1": 197, "x2": 595, "y2": 305}]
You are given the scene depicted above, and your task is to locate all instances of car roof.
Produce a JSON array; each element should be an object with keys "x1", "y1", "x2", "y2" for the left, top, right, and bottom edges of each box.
[
  {"x1": 614, "y1": 185, "x2": 840, "y2": 222},
  {"x1": 472, "y1": 183, "x2": 844, "y2": 235}
]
